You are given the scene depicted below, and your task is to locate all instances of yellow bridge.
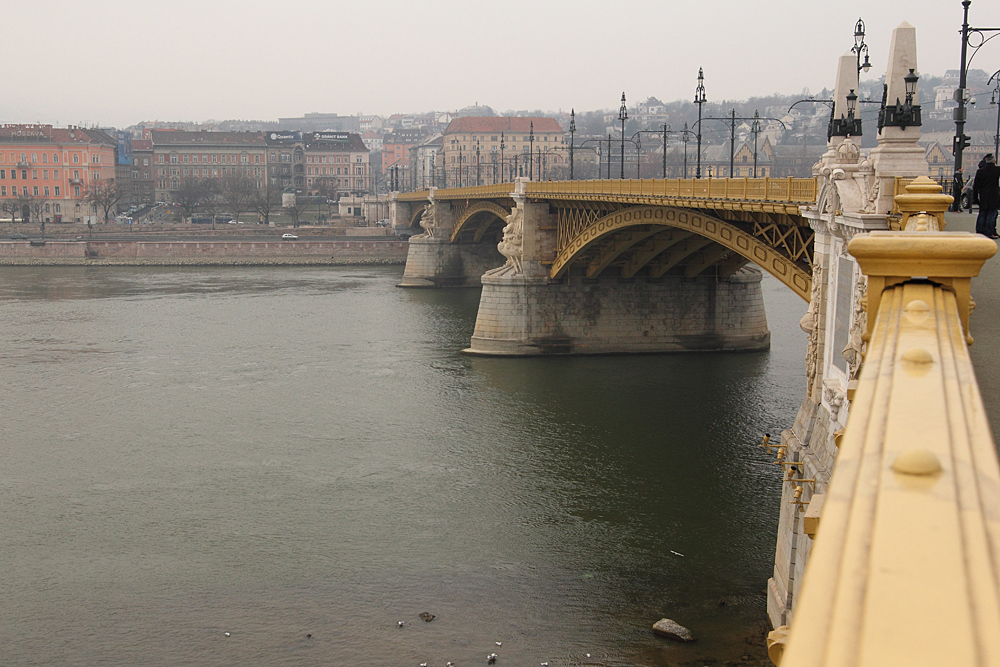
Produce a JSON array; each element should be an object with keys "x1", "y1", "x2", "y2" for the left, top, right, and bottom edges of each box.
[
  {"x1": 398, "y1": 177, "x2": 817, "y2": 301},
  {"x1": 394, "y1": 173, "x2": 1000, "y2": 665}
]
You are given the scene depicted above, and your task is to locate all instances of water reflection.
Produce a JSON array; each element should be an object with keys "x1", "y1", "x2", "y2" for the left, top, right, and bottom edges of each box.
[{"x1": 0, "y1": 266, "x2": 805, "y2": 666}]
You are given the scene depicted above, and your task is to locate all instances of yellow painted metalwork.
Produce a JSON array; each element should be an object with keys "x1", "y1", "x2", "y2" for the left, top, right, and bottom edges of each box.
[
  {"x1": 450, "y1": 200, "x2": 511, "y2": 243},
  {"x1": 779, "y1": 278, "x2": 1000, "y2": 666},
  {"x1": 549, "y1": 205, "x2": 812, "y2": 301},
  {"x1": 526, "y1": 177, "x2": 817, "y2": 213},
  {"x1": 397, "y1": 190, "x2": 431, "y2": 203}
]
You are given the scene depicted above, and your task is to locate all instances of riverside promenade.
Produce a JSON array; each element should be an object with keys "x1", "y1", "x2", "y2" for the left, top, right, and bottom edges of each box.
[{"x1": 0, "y1": 224, "x2": 409, "y2": 266}]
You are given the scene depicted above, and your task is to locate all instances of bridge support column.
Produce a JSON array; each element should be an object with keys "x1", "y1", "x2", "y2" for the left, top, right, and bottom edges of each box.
[
  {"x1": 466, "y1": 269, "x2": 771, "y2": 355},
  {"x1": 398, "y1": 191, "x2": 505, "y2": 287}
]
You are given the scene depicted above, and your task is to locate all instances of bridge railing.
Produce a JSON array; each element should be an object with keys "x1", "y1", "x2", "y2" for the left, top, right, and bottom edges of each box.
[
  {"x1": 526, "y1": 177, "x2": 817, "y2": 204},
  {"x1": 396, "y1": 178, "x2": 818, "y2": 206},
  {"x1": 775, "y1": 185, "x2": 1000, "y2": 666}
]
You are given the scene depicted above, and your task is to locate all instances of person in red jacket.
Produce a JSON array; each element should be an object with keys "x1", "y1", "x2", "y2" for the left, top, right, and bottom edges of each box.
[{"x1": 972, "y1": 154, "x2": 1000, "y2": 239}]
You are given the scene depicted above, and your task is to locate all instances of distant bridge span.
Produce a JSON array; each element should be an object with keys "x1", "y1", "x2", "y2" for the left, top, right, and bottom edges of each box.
[{"x1": 397, "y1": 177, "x2": 817, "y2": 301}]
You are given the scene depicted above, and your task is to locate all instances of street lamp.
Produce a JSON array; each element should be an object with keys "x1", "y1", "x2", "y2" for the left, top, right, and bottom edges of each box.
[
  {"x1": 882, "y1": 69, "x2": 921, "y2": 130},
  {"x1": 852, "y1": 18, "x2": 872, "y2": 74},
  {"x1": 990, "y1": 69, "x2": 1000, "y2": 157},
  {"x1": 694, "y1": 68, "x2": 707, "y2": 178},
  {"x1": 476, "y1": 139, "x2": 481, "y2": 186},
  {"x1": 618, "y1": 92, "x2": 628, "y2": 179},
  {"x1": 952, "y1": 0, "x2": 1000, "y2": 208},
  {"x1": 528, "y1": 122, "x2": 534, "y2": 180},
  {"x1": 751, "y1": 110, "x2": 762, "y2": 178},
  {"x1": 569, "y1": 109, "x2": 576, "y2": 180},
  {"x1": 500, "y1": 133, "x2": 506, "y2": 181}
]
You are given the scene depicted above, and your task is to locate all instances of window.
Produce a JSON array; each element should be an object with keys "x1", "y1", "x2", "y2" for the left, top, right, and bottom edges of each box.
[
  {"x1": 54, "y1": 187, "x2": 60, "y2": 196},
  {"x1": 33, "y1": 186, "x2": 39, "y2": 196},
  {"x1": 43, "y1": 186, "x2": 49, "y2": 196},
  {"x1": 254, "y1": 155, "x2": 260, "y2": 163},
  {"x1": 183, "y1": 154, "x2": 189, "y2": 163},
  {"x1": 143, "y1": 158, "x2": 148, "y2": 166},
  {"x1": 212, "y1": 154, "x2": 218, "y2": 163},
  {"x1": 23, "y1": 186, "x2": 29, "y2": 196},
  {"x1": 55, "y1": 204, "x2": 60, "y2": 212},
  {"x1": 94, "y1": 172, "x2": 100, "y2": 180},
  {"x1": 0, "y1": 169, "x2": 4, "y2": 179},
  {"x1": 41, "y1": 153, "x2": 48, "y2": 164},
  {"x1": 158, "y1": 154, "x2": 165, "y2": 163},
  {"x1": 0, "y1": 186, "x2": 5, "y2": 196},
  {"x1": 170, "y1": 154, "x2": 178, "y2": 164},
  {"x1": 53, "y1": 153, "x2": 59, "y2": 163},
  {"x1": 32, "y1": 170, "x2": 38, "y2": 180},
  {"x1": 73, "y1": 154, "x2": 80, "y2": 164},
  {"x1": 21, "y1": 170, "x2": 27, "y2": 179},
  {"x1": 93, "y1": 154, "x2": 100, "y2": 164},
  {"x1": 31, "y1": 153, "x2": 38, "y2": 163}
]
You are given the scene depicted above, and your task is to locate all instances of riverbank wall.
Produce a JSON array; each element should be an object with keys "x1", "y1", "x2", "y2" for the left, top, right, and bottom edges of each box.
[{"x1": 0, "y1": 239, "x2": 409, "y2": 266}]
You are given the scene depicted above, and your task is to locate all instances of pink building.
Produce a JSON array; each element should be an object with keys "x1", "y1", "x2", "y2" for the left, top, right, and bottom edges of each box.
[{"x1": 0, "y1": 124, "x2": 117, "y2": 223}]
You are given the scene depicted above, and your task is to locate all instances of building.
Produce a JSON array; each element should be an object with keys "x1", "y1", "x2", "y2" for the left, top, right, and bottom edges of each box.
[
  {"x1": 301, "y1": 132, "x2": 372, "y2": 196},
  {"x1": 409, "y1": 133, "x2": 443, "y2": 190},
  {"x1": 150, "y1": 130, "x2": 267, "y2": 202},
  {"x1": 440, "y1": 116, "x2": 565, "y2": 187},
  {"x1": 277, "y1": 113, "x2": 361, "y2": 133},
  {"x1": 129, "y1": 139, "x2": 155, "y2": 205},
  {"x1": 381, "y1": 129, "x2": 425, "y2": 178},
  {"x1": 0, "y1": 124, "x2": 117, "y2": 224}
]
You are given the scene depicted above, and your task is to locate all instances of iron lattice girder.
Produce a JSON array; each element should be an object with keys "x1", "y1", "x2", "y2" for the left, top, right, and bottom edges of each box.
[
  {"x1": 620, "y1": 230, "x2": 690, "y2": 279},
  {"x1": 556, "y1": 202, "x2": 622, "y2": 252},
  {"x1": 586, "y1": 228, "x2": 663, "y2": 279},
  {"x1": 711, "y1": 208, "x2": 814, "y2": 267},
  {"x1": 551, "y1": 204, "x2": 812, "y2": 301},
  {"x1": 648, "y1": 236, "x2": 715, "y2": 279}
]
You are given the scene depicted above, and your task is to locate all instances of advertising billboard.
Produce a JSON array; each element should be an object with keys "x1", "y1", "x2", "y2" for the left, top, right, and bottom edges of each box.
[
  {"x1": 314, "y1": 132, "x2": 350, "y2": 142},
  {"x1": 117, "y1": 131, "x2": 132, "y2": 165},
  {"x1": 268, "y1": 131, "x2": 302, "y2": 142}
]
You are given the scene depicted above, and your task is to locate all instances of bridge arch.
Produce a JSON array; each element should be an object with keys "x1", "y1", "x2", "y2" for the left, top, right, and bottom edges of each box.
[
  {"x1": 406, "y1": 207, "x2": 425, "y2": 233},
  {"x1": 450, "y1": 201, "x2": 510, "y2": 242},
  {"x1": 551, "y1": 205, "x2": 811, "y2": 301}
]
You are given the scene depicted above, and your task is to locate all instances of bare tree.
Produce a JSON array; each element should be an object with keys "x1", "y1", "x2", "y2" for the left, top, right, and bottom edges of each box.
[
  {"x1": 253, "y1": 178, "x2": 279, "y2": 226},
  {"x1": 221, "y1": 174, "x2": 254, "y2": 223},
  {"x1": 87, "y1": 179, "x2": 128, "y2": 224},
  {"x1": 284, "y1": 194, "x2": 307, "y2": 228},
  {"x1": 0, "y1": 198, "x2": 21, "y2": 223},
  {"x1": 173, "y1": 177, "x2": 208, "y2": 220},
  {"x1": 200, "y1": 178, "x2": 222, "y2": 229}
]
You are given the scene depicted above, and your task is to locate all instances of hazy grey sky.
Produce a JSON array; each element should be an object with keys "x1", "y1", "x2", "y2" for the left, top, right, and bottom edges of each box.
[{"x1": 3, "y1": 0, "x2": 998, "y2": 128}]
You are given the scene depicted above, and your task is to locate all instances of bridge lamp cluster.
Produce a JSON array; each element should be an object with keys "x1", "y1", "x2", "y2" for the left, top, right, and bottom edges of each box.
[{"x1": 759, "y1": 433, "x2": 816, "y2": 498}]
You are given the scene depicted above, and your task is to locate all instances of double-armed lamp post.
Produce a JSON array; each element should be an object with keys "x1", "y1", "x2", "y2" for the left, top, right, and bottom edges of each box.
[
  {"x1": 694, "y1": 68, "x2": 707, "y2": 178},
  {"x1": 618, "y1": 93, "x2": 628, "y2": 179}
]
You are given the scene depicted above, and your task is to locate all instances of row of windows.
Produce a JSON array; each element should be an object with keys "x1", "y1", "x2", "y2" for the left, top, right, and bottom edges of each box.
[
  {"x1": 0, "y1": 152, "x2": 102, "y2": 165},
  {"x1": 305, "y1": 178, "x2": 364, "y2": 187},
  {"x1": 158, "y1": 153, "x2": 261, "y2": 165},
  {"x1": 0, "y1": 168, "x2": 70, "y2": 180},
  {"x1": 0, "y1": 185, "x2": 62, "y2": 197}
]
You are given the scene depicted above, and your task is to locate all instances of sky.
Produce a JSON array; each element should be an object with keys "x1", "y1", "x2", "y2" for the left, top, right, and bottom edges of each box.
[{"x1": 2, "y1": 0, "x2": 999, "y2": 128}]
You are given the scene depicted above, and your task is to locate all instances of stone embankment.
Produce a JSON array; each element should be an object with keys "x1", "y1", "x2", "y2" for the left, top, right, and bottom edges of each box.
[{"x1": 0, "y1": 239, "x2": 409, "y2": 267}]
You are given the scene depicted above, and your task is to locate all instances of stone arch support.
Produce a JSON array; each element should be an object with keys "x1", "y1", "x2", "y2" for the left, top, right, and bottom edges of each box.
[
  {"x1": 450, "y1": 201, "x2": 512, "y2": 242},
  {"x1": 551, "y1": 205, "x2": 811, "y2": 301}
]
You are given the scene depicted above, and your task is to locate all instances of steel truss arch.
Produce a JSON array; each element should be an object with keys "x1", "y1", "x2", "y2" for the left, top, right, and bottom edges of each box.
[{"x1": 551, "y1": 205, "x2": 811, "y2": 301}]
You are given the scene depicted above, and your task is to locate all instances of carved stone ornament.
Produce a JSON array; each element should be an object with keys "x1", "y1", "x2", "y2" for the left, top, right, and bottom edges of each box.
[
  {"x1": 836, "y1": 137, "x2": 860, "y2": 164},
  {"x1": 823, "y1": 380, "x2": 846, "y2": 422},
  {"x1": 418, "y1": 203, "x2": 436, "y2": 238},
  {"x1": 801, "y1": 261, "x2": 823, "y2": 403},
  {"x1": 496, "y1": 206, "x2": 524, "y2": 274},
  {"x1": 858, "y1": 156, "x2": 880, "y2": 214},
  {"x1": 842, "y1": 274, "x2": 868, "y2": 381}
]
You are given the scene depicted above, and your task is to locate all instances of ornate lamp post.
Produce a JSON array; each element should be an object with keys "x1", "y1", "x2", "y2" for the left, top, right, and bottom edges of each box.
[
  {"x1": 990, "y1": 70, "x2": 1000, "y2": 157},
  {"x1": 476, "y1": 139, "x2": 481, "y2": 186},
  {"x1": 500, "y1": 133, "x2": 505, "y2": 181},
  {"x1": 882, "y1": 69, "x2": 921, "y2": 130},
  {"x1": 618, "y1": 92, "x2": 628, "y2": 179},
  {"x1": 682, "y1": 122, "x2": 690, "y2": 178},
  {"x1": 751, "y1": 110, "x2": 762, "y2": 178},
  {"x1": 694, "y1": 68, "x2": 706, "y2": 178},
  {"x1": 951, "y1": 1, "x2": 1000, "y2": 207},
  {"x1": 852, "y1": 18, "x2": 872, "y2": 75},
  {"x1": 569, "y1": 109, "x2": 576, "y2": 180},
  {"x1": 528, "y1": 122, "x2": 534, "y2": 180}
]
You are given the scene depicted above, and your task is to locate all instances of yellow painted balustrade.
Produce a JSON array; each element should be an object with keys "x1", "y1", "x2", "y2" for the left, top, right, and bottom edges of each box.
[
  {"x1": 395, "y1": 178, "x2": 818, "y2": 212},
  {"x1": 776, "y1": 232, "x2": 1000, "y2": 666}
]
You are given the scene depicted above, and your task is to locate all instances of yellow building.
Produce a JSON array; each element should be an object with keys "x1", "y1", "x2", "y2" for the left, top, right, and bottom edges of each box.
[{"x1": 439, "y1": 117, "x2": 565, "y2": 186}]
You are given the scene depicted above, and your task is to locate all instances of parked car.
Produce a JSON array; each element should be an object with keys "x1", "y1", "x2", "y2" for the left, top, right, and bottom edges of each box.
[
  {"x1": 281, "y1": 233, "x2": 298, "y2": 240},
  {"x1": 9, "y1": 232, "x2": 27, "y2": 239},
  {"x1": 397, "y1": 233, "x2": 412, "y2": 240},
  {"x1": 960, "y1": 169, "x2": 977, "y2": 210}
]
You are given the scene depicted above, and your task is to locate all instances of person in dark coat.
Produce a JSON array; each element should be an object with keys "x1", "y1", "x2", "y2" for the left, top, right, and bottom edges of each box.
[{"x1": 972, "y1": 154, "x2": 1000, "y2": 238}]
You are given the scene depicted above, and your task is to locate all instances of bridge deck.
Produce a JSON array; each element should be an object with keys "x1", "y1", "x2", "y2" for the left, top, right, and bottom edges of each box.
[{"x1": 397, "y1": 177, "x2": 817, "y2": 215}]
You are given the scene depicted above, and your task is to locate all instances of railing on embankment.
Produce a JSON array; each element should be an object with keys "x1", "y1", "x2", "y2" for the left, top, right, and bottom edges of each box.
[
  {"x1": 396, "y1": 177, "x2": 817, "y2": 213},
  {"x1": 776, "y1": 227, "x2": 1000, "y2": 666}
]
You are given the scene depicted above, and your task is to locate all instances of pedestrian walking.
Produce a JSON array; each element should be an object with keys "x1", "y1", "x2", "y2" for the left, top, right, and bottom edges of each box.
[{"x1": 972, "y1": 154, "x2": 1000, "y2": 239}]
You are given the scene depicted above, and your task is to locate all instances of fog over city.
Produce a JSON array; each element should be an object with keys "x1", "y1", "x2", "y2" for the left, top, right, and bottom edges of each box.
[{"x1": 5, "y1": 0, "x2": 997, "y2": 127}]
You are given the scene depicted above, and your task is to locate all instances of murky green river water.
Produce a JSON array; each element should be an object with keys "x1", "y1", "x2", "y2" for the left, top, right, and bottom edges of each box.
[{"x1": 1, "y1": 266, "x2": 806, "y2": 666}]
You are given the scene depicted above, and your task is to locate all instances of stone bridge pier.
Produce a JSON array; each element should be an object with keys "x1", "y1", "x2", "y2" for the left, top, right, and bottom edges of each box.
[
  {"x1": 393, "y1": 189, "x2": 505, "y2": 288},
  {"x1": 465, "y1": 180, "x2": 770, "y2": 355}
]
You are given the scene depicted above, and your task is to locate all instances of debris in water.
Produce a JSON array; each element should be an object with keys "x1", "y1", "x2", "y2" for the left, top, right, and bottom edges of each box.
[
  {"x1": 419, "y1": 612, "x2": 436, "y2": 622},
  {"x1": 224, "y1": 632, "x2": 230, "y2": 637},
  {"x1": 669, "y1": 550, "x2": 685, "y2": 557}
]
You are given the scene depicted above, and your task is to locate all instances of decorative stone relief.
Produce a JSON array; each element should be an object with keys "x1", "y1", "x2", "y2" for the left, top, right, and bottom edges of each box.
[
  {"x1": 858, "y1": 156, "x2": 880, "y2": 214},
  {"x1": 842, "y1": 274, "x2": 868, "y2": 381},
  {"x1": 496, "y1": 206, "x2": 524, "y2": 274},
  {"x1": 801, "y1": 262, "x2": 823, "y2": 403},
  {"x1": 418, "y1": 203, "x2": 436, "y2": 239},
  {"x1": 823, "y1": 379, "x2": 846, "y2": 423}
]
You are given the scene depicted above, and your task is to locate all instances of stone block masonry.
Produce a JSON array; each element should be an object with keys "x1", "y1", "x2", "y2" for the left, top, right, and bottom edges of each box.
[
  {"x1": 0, "y1": 240, "x2": 409, "y2": 266},
  {"x1": 466, "y1": 267, "x2": 769, "y2": 355},
  {"x1": 398, "y1": 237, "x2": 505, "y2": 287}
]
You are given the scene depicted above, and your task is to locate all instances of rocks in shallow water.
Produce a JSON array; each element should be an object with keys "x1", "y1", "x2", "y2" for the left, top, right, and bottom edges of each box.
[
  {"x1": 418, "y1": 612, "x2": 436, "y2": 622},
  {"x1": 652, "y1": 618, "x2": 696, "y2": 642}
]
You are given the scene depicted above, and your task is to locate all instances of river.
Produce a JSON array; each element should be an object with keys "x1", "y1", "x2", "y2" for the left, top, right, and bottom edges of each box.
[{"x1": 1, "y1": 265, "x2": 809, "y2": 666}]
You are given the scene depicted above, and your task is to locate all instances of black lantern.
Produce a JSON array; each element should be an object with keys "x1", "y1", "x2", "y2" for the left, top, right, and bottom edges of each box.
[
  {"x1": 830, "y1": 88, "x2": 863, "y2": 137},
  {"x1": 883, "y1": 68, "x2": 922, "y2": 130}
]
